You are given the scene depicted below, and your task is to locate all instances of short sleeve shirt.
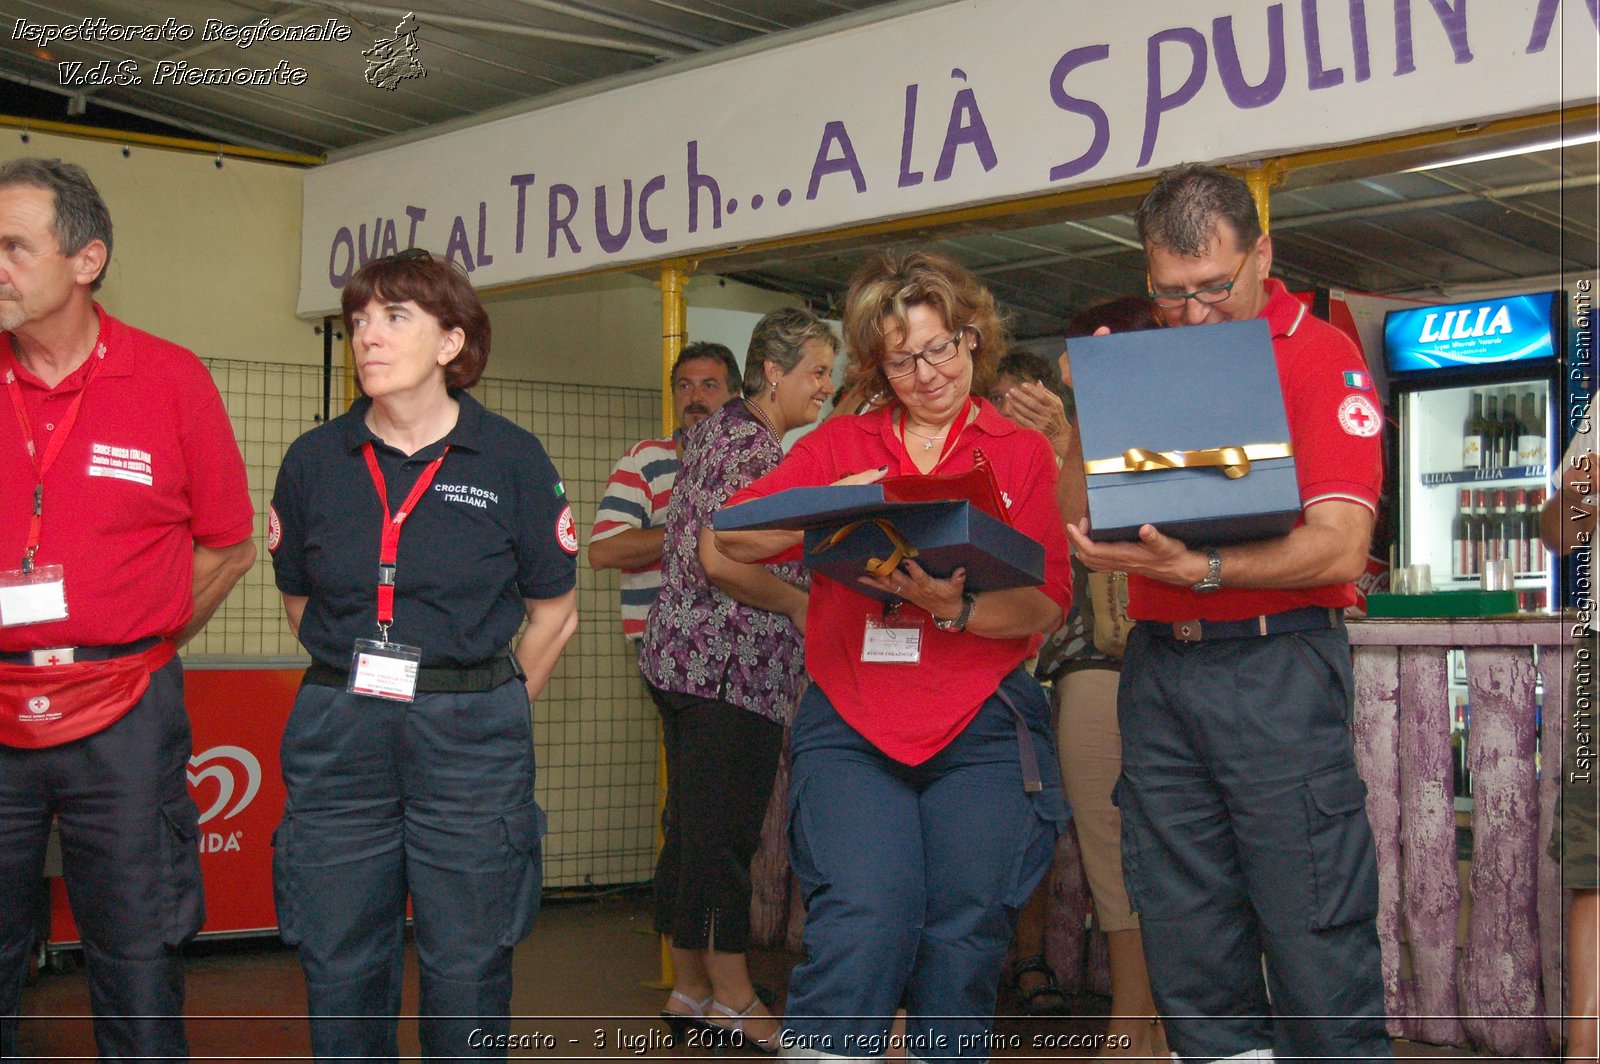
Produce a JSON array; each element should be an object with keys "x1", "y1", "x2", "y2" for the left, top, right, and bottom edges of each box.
[
  {"x1": 639, "y1": 400, "x2": 808, "y2": 722},
  {"x1": 727, "y1": 400, "x2": 1074, "y2": 765},
  {"x1": 270, "y1": 392, "x2": 577, "y2": 668},
  {"x1": 1129, "y1": 279, "x2": 1385, "y2": 622},
  {"x1": 590, "y1": 436, "x2": 679, "y2": 641},
  {"x1": 0, "y1": 305, "x2": 254, "y2": 650}
]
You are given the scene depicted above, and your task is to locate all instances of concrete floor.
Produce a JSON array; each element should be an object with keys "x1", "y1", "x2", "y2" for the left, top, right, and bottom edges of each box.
[{"x1": 20, "y1": 888, "x2": 1489, "y2": 1061}]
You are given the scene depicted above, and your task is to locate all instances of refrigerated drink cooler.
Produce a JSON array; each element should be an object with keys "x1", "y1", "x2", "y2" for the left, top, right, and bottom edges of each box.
[
  {"x1": 1385, "y1": 291, "x2": 1569, "y2": 613},
  {"x1": 1410, "y1": 382, "x2": 1552, "y2": 604}
]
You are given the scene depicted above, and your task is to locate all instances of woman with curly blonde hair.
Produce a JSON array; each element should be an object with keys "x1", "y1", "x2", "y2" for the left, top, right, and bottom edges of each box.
[{"x1": 717, "y1": 249, "x2": 1072, "y2": 1059}]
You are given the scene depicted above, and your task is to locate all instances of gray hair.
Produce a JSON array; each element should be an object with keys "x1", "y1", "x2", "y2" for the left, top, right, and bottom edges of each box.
[
  {"x1": 1133, "y1": 163, "x2": 1261, "y2": 257},
  {"x1": 742, "y1": 307, "x2": 839, "y2": 397},
  {"x1": 0, "y1": 158, "x2": 113, "y2": 289}
]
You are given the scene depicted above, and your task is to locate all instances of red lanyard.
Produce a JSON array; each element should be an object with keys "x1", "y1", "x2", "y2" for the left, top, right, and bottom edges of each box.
[
  {"x1": 5, "y1": 344, "x2": 108, "y2": 572},
  {"x1": 361, "y1": 440, "x2": 449, "y2": 636}
]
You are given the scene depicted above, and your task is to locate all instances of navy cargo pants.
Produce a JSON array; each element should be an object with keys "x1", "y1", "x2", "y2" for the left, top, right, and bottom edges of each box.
[
  {"x1": 272, "y1": 677, "x2": 544, "y2": 1062},
  {"x1": 780, "y1": 669, "x2": 1067, "y2": 1062},
  {"x1": 1115, "y1": 623, "x2": 1391, "y2": 1063},
  {"x1": 0, "y1": 658, "x2": 201, "y2": 1063}
]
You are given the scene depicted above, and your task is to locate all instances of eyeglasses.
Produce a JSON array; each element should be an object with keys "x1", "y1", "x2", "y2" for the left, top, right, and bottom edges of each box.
[
  {"x1": 1147, "y1": 253, "x2": 1249, "y2": 309},
  {"x1": 388, "y1": 247, "x2": 432, "y2": 264},
  {"x1": 881, "y1": 330, "x2": 965, "y2": 380}
]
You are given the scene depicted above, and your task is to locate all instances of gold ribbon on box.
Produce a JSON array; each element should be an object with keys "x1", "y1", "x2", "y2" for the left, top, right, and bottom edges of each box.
[
  {"x1": 811, "y1": 519, "x2": 919, "y2": 578},
  {"x1": 1083, "y1": 443, "x2": 1292, "y2": 480}
]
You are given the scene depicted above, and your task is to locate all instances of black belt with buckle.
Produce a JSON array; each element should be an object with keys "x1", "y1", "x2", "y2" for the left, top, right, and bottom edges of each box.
[
  {"x1": 302, "y1": 654, "x2": 521, "y2": 694},
  {"x1": 0, "y1": 636, "x2": 163, "y2": 665},
  {"x1": 1148, "y1": 605, "x2": 1343, "y2": 643}
]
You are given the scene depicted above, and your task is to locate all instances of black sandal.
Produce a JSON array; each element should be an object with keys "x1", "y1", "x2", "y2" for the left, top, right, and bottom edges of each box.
[{"x1": 1011, "y1": 955, "x2": 1070, "y2": 1016}]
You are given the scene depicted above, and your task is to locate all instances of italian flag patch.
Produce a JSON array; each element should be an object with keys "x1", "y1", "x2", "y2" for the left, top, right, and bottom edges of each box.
[{"x1": 1343, "y1": 371, "x2": 1371, "y2": 390}]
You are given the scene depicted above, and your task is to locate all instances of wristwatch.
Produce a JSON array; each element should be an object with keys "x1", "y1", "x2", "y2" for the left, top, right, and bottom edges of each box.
[
  {"x1": 1191, "y1": 546, "x2": 1223, "y2": 594},
  {"x1": 933, "y1": 591, "x2": 977, "y2": 633}
]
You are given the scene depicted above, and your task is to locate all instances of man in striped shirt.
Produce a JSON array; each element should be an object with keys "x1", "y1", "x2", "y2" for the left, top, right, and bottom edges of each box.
[{"x1": 589, "y1": 342, "x2": 740, "y2": 645}]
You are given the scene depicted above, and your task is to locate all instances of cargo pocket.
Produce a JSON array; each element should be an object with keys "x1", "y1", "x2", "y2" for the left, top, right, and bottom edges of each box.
[
  {"x1": 1110, "y1": 775, "x2": 1146, "y2": 916},
  {"x1": 497, "y1": 801, "x2": 545, "y2": 948},
  {"x1": 786, "y1": 774, "x2": 826, "y2": 906},
  {"x1": 159, "y1": 796, "x2": 205, "y2": 947},
  {"x1": 1001, "y1": 790, "x2": 1066, "y2": 910},
  {"x1": 270, "y1": 817, "x2": 301, "y2": 946},
  {"x1": 1302, "y1": 764, "x2": 1378, "y2": 931}
]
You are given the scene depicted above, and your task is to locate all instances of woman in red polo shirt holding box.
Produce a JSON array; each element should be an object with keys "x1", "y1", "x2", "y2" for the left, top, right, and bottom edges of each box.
[{"x1": 716, "y1": 249, "x2": 1071, "y2": 1060}]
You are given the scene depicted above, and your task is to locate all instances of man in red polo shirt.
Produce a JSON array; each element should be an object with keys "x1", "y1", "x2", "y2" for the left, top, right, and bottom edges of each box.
[
  {"x1": 1069, "y1": 164, "x2": 1390, "y2": 1062},
  {"x1": 0, "y1": 158, "x2": 255, "y2": 1062}
]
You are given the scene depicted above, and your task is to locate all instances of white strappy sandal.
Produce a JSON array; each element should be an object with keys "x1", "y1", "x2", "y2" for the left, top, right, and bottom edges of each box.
[
  {"x1": 659, "y1": 990, "x2": 713, "y2": 1042},
  {"x1": 708, "y1": 997, "x2": 781, "y2": 1055}
]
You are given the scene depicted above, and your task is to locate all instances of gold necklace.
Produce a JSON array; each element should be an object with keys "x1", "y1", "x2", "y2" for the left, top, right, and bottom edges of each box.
[{"x1": 743, "y1": 397, "x2": 781, "y2": 439}]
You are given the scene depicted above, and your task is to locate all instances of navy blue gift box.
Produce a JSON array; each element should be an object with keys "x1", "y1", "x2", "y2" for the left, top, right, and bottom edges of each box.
[
  {"x1": 713, "y1": 485, "x2": 1045, "y2": 603},
  {"x1": 1068, "y1": 319, "x2": 1302, "y2": 544}
]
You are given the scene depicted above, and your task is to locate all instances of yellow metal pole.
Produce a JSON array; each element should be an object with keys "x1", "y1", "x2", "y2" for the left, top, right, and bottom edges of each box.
[
  {"x1": 660, "y1": 261, "x2": 692, "y2": 435},
  {"x1": 649, "y1": 260, "x2": 693, "y2": 992},
  {"x1": 1237, "y1": 159, "x2": 1286, "y2": 235}
]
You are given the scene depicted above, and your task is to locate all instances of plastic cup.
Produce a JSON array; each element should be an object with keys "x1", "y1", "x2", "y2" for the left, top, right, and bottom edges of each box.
[
  {"x1": 1481, "y1": 559, "x2": 1514, "y2": 592},
  {"x1": 1409, "y1": 564, "x2": 1433, "y2": 594}
]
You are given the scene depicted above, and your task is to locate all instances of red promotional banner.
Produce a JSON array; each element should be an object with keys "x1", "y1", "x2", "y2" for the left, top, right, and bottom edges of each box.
[{"x1": 49, "y1": 668, "x2": 300, "y2": 945}]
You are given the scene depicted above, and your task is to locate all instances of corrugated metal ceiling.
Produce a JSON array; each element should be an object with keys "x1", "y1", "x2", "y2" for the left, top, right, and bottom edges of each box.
[{"x1": 3, "y1": 0, "x2": 913, "y2": 154}]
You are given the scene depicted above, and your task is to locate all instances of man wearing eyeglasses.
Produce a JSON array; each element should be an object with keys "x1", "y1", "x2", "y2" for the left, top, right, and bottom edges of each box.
[
  {"x1": 1068, "y1": 164, "x2": 1389, "y2": 1062},
  {"x1": 0, "y1": 159, "x2": 255, "y2": 1061},
  {"x1": 589, "y1": 342, "x2": 739, "y2": 650}
]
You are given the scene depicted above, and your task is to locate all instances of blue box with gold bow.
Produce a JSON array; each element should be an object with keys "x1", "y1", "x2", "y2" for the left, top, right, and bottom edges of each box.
[
  {"x1": 713, "y1": 486, "x2": 1044, "y2": 603},
  {"x1": 1068, "y1": 319, "x2": 1301, "y2": 544}
]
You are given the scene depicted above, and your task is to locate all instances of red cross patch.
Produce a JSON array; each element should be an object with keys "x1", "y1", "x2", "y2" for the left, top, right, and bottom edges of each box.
[
  {"x1": 1337, "y1": 395, "x2": 1381, "y2": 437},
  {"x1": 556, "y1": 505, "x2": 579, "y2": 555}
]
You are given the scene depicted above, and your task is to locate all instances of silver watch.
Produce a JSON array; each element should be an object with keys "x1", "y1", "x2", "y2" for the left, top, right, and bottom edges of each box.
[
  {"x1": 1191, "y1": 546, "x2": 1223, "y2": 594},
  {"x1": 933, "y1": 592, "x2": 977, "y2": 633}
]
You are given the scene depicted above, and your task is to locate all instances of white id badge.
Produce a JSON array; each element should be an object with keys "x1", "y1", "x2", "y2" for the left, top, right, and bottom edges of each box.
[
  {"x1": 0, "y1": 564, "x2": 68, "y2": 627},
  {"x1": 861, "y1": 615, "x2": 924, "y2": 664},
  {"x1": 348, "y1": 639, "x2": 422, "y2": 702}
]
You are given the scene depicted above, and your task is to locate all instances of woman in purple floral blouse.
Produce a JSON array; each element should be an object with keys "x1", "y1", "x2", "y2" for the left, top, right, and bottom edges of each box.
[{"x1": 639, "y1": 308, "x2": 838, "y2": 1051}]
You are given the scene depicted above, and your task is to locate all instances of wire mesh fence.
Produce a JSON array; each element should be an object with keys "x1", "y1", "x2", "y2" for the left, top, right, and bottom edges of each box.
[{"x1": 194, "y1": 357, "x2": 661, "y2": 888}]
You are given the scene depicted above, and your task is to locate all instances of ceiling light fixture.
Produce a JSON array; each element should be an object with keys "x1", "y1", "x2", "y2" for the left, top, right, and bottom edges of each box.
[{"x1": 1405, "y1": 130, "x2": 1600, "y2": 172}]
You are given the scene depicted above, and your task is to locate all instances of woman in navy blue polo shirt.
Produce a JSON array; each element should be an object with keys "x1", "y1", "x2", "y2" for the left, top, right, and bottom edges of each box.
[{"x1": 268, "y1": 249, "x2": 579, "y2": 1060}]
